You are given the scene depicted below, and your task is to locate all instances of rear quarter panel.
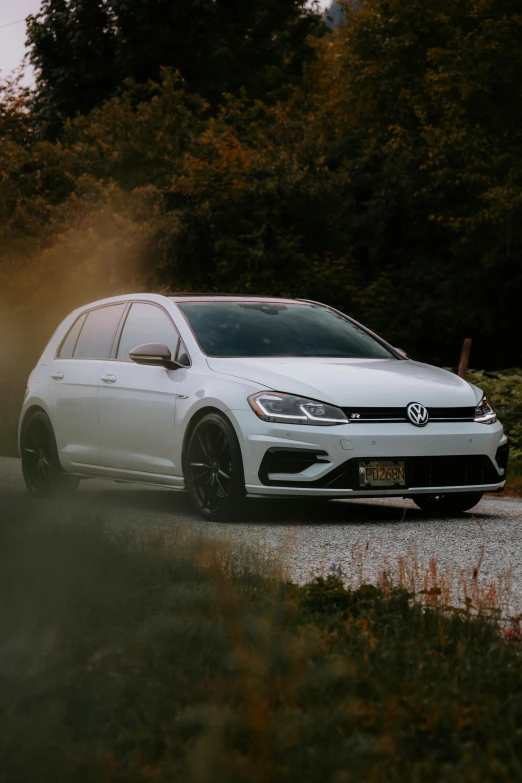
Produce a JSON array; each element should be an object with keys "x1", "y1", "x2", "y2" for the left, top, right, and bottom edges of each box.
[{"x1": 17, "y1": 309, "x2": 82, "y2": 453}]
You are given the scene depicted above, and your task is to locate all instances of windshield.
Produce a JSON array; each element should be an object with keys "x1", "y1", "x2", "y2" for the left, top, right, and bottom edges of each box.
[{"x1": 177, "y1": 302, "x2": 396, "y2": 359}]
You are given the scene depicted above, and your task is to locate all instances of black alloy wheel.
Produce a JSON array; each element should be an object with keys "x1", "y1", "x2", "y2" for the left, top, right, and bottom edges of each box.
[
  {"x1": 412, "y1": 491, "x2": 484, "y2": 514},
  {"x1": 21, "y1": 411, "x2": 79, "y2": 497},
  {"x1": 185, "y1": 413, "x2": 246, "y2": 521}
]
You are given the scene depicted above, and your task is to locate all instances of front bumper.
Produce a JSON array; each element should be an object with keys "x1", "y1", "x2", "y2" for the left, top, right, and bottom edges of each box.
[{"x1": 227, "y1": 410, "x2": 507, "y2": 497}]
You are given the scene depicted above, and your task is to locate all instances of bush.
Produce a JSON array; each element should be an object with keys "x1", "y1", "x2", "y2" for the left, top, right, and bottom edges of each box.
[{"x1": 467, "y1": 369, "x2": 522, "y2": 480}]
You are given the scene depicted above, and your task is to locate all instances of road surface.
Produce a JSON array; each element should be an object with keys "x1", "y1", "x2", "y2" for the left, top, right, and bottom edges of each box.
[{"x1": 2, "y1": 456, "x2": 521, "y2": 611}]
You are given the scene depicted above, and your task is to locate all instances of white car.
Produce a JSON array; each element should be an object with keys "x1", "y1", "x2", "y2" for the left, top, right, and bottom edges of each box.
[{"x1": 19, "y1": 294, "x2": 508, "y2": 520}]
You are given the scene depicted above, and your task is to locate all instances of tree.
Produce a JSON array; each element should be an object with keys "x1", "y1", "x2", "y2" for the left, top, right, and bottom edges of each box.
[
  {"x1": 0, "y1": 71, "x2": 33, "y2": 148},
  {"x1": 302, "y1": 0, "x2": 522, "y2": 367},
  {"x1": 26, "y1": 0, "x2": 325, "y2": 135},
  {"x1": 150, "y1": 94, "x2": 357, "y2": 301},
  {"x1": 27, "y1": 0, "x2": 119, "y2": 137},
  {"x1": 4, "y1": 0, "x2": 522, "y2": 373}
]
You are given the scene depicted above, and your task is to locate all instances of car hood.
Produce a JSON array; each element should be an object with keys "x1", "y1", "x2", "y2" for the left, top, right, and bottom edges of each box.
[{"x1": 206, "y1": 357, "x2": 480, "y2": 408}]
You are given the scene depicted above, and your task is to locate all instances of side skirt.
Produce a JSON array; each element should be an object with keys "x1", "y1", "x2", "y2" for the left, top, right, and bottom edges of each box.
[{"x1": 68, "y1": 462, "x2": 185, "y2": 489}]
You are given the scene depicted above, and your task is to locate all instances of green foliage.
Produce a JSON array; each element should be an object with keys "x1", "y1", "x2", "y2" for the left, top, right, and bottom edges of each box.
[
  {"x1": 26, "y1": 0, "x2": 325, "y2": 134},
  {"x1": 305, "y1": 0, "x2": 522, "y2": 368},
  {"x1": 302, "y1": 572, "x2": 386, "y2": 612},
  {"x1": 2, "y1": 504, "x2": 522, "y2": 782},
  {"x1": 26, "y1": 0, "x2": 119, "y2": 137},
  {"x1": 153, "y1": 95, "x2": 359, "y2": 298},
  {"x1": 0, "y1": 72, "x2": 34, "y2": 148}
]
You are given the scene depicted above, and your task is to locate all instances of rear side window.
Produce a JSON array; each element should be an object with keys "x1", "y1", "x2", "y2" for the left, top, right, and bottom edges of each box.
[
  {"x1": 58, "y1": 313, "x2": 86, "y2": 358},
  {"x1": 116, "y1": 303, "x2": 179, "y2": 361},
  {"x1": 73, "y1": 304, "x2": 126, "y2": 360}
]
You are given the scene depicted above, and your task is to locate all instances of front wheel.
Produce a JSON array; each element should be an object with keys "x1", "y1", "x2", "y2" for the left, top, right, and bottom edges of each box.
[
  {"x1": 412, "y1": 491, "x2": 483, "y2": 514},
  {"x1": 21, "y1": 411, "x2": 79, "y2": 497},
  {"x1": 185, "y1": 413, "x2": 246, "y2": 521}
]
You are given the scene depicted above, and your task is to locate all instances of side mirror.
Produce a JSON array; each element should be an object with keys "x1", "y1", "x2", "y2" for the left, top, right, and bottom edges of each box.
[
  {"x1": 129, "y1": 343, "x2": 181, "y2": 370},
  {"x1": 394, "y1": 347, "x2": 409, "y2": 359}
]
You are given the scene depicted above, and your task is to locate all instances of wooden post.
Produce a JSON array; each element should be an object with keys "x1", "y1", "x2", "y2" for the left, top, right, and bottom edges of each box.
[{"x1": 458, "y1": 338, "x2": 472, "y2": 378}]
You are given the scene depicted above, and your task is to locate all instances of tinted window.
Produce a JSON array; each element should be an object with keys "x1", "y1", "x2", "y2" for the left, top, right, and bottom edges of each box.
[
  {"x1": 58, "y1": 313, "x2": 86, "y2": 358},
  {"x1": 117, "y1": 303, "x2": 179, "y2": 361},
  {"x1": 178, "y1": 302, "x2": 395, "y2": 359},
  {"x1": 73, "y1": 304, "x2": 126, "y2": 360}
]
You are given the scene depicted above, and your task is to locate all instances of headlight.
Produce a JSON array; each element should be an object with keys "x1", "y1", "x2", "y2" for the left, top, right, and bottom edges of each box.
[
  {"x1": 474, "y1": 395, "x2": 497, "y2": 424},
  {"x1": 248, "y1": 392, "x2": 348, "y2": 426}
]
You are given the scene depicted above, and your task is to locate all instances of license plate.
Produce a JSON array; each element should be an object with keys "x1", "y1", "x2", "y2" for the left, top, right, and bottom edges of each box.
[{"x1": 358, "y1": 460, "x2": 406, "y2": 488}]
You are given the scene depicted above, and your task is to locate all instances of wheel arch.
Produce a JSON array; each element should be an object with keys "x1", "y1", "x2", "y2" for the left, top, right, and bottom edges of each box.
[
  {"x1": 181, "y1": 406, "x2": 238, "y2": 475},
  {"x1": 18, "y1": 404, "x2": 51, "y2": 456}
]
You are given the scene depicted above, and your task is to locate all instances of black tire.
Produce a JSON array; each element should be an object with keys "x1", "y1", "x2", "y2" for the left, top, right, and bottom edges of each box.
[
  {"x1": 185, "y1": 412, "x2": 246, "y2": 521},
  {"x1": 21, "y1": 411, "x2": 80, "y2": 498},
  {"x1": 412, "y1": 491, "x2": 483, "y2": 514}
]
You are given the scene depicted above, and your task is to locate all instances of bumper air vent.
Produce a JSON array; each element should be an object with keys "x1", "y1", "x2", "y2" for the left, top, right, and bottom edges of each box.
[
  {"x1": 259, "y1": 448, "x2": 329, "y2": 484},
  {"x1": 495, "y1": 442, "x2": 510, "y2": 475}
]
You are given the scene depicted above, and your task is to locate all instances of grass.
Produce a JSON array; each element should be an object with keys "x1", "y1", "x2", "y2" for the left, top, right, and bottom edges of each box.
[
  {"x1": 313, "y1": 538, "x2": 515, "y2": 623},
  {"x1": 2, "y1": 503, "x2": 522, "y2": 783}
]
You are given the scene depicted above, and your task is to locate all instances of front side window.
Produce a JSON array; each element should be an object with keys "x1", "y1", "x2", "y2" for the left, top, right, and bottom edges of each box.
[
  {"x1": 73, "y1": 304, "x2": 126, "y2": 360},
  {"x1": 117, "y1": 303, "x2": 179, "y2": 361},
  {"x1": 58, "y1": 313, "x2": 86, "y2": 358},
  {"x1": 176, "y1": 339, "x2": 190, "y2": 367},
  {"x1": 178, "y1": 302, "x2": 395, "y2": 359}
]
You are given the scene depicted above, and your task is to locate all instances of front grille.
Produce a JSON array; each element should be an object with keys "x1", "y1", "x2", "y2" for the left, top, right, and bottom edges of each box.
[
  {"x1": 325, "y1": 455, "x2": 501, "y2": 489},
  {"x1": 341, "y1": 406, "x2": 475, "y2": 423},
  {"x1": 407, "y1": 456, "x2": 499, "y2": 488},
  {"x1": 341, "y1": 407, "x2": 405, "y2": 422}
]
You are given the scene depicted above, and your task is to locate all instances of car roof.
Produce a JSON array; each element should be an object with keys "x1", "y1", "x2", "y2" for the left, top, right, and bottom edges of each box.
[
  {"x1": 68, "y1": 293, "x2": 317, "y2": 315},
  {"x1": 168, "y1": 293, "x2": 308, "y2": 304}
]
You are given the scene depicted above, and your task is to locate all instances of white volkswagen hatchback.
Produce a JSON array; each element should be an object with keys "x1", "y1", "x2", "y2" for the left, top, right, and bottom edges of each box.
[{"x1": 19, "y1": 294, "x2": 508, "y2": 519}]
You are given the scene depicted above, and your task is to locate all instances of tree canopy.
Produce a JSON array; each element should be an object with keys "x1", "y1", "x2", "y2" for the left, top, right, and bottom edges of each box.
[
  {"x1": 1, "y1": 0, "x2": 522, "y2": 388},
  {"x1": 26, "y1": 0, "x2": 325, "y2": 135}
]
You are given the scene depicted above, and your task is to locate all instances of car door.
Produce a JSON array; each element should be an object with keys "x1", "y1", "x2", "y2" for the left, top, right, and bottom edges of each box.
[
  {"x1": 49, "y1": 303, "x2": 127, "y2": 467},
  {"x1": 98, "y1": 302, "x2": 181, "y2": 474}
]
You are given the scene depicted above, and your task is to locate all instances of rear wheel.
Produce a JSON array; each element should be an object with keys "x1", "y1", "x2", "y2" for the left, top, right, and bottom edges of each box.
[
  {"x1": 185, "y1": 413, "x2": 246, "y2": 521},
  {"x1": 21, "y1": 411, "x2": 79, "y2": 497},
  {"x1": 412, "y1": 491, "x2": 483, "y2": 514}
]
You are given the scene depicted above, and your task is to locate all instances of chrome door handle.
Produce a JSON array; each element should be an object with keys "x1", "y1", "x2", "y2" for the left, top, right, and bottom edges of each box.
[
  {"x1": 51, "y1": 372, "x2": 64, "y2": 380},
  {"x1": 101, "y1": 374, "x2": 117, "y2": 383}
]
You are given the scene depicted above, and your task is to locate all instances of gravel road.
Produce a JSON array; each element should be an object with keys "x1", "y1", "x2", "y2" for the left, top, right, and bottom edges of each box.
[{"x1": 2, "y1": 456, "x2": 522, "y2": 610}]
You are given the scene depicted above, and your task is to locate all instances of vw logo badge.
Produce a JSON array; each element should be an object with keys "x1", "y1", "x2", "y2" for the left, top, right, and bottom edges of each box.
[{"x1": 406, "y1": 402, "x2": 429, "y2": 427}]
